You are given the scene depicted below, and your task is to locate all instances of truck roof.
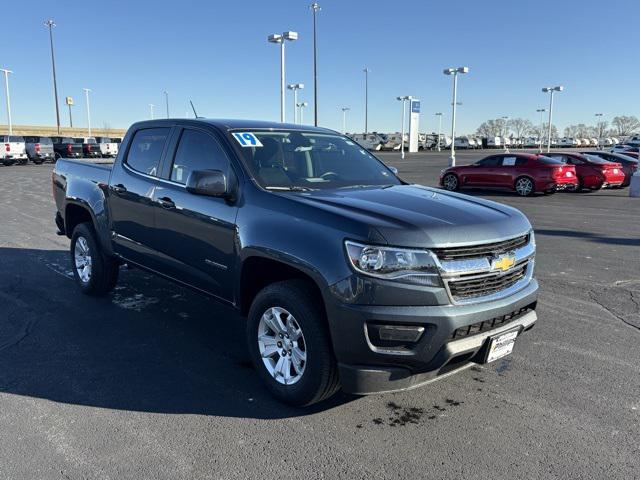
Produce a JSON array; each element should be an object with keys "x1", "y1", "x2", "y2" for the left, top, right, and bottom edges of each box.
[{"x1": 129, "y1": 118, "x2": 337, "y2": 134}]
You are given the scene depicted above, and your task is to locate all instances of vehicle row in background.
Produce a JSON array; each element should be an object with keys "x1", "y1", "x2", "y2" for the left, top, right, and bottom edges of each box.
[
  {"x1": 439, "y1": 150, "x2": 635, "y2": 196},
  {"x1": 1, "y1": 135, "x2": 122, "y2": 165}
]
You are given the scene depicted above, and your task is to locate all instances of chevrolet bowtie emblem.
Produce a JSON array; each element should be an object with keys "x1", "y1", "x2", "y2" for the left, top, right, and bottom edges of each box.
[{"x1": 491, "y1": 254, "x2": 516, "y2": 272}]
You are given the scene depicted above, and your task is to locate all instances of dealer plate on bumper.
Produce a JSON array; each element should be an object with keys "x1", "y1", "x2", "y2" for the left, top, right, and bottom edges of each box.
[{"x1": 484, "y1": 329, "x2": 519, "y2": 363}]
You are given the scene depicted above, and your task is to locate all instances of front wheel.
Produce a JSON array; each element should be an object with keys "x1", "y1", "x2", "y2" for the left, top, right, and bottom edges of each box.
[
  {"x1": 514, "y1": 176, "x2": 535, "y2": 196},
  {"x1": 70, "y1": 222, "x2": 119, "y2": 295},
  {"x1": 442, "y1": 173, "x2": 459, "y2": 191},
  {"x1": 246, "y1": 280, "x2": 340, "y2": 406}
]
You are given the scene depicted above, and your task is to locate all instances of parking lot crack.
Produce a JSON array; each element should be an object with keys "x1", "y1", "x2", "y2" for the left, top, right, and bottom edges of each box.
[{"x1": 588, "y1": 290, "x2": 640, "y2": 333}]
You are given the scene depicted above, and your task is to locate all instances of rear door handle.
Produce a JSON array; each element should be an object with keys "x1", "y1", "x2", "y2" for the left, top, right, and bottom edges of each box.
[
  {"x1": 111, "y1": 184, "x2": 127, "y2": 194},
  {"x1": 157, "y1": 196, "x2": 175, "y2": 209}
]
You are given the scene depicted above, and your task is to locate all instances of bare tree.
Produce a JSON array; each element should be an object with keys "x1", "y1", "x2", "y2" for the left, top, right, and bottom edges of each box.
[
  {"x1": 594, "y1": 120, "x2": 609, "y2": 139},
  {"x1": 534, "y1": 123, "x2": 558, "y2": 139},
  {"x1": 508, "y1": 118, "x2": 533, "y2": 140},
  {"x1": 476, "y1": 119, "x2": 505, "y2": 137},
  {"x1": 611, "y1": 115, "x2": 640, "y2": 136}
]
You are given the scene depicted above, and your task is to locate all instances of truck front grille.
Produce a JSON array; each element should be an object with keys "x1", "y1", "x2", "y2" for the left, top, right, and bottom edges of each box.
[
  {"x1": 447, "y1": 263, "x2": 528, "y2": 301},
  {"x1": 450, "y1": 304, "x2": 535, "y2": 339},
  {"x1": 432, "y1": 234, "x2": 529, "y2": 261}
]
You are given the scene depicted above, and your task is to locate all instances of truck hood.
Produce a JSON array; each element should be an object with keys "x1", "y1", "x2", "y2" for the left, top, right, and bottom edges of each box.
[{"x1": 287, "y1": 184, "x2": 532, "y2": 248}]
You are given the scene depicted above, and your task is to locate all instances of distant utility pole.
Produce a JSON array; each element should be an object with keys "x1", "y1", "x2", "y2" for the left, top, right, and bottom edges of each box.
[
  {"x1": 66, "y1": 96, "x2": 74, "y2": 127},
  {"x1": 83, "y1": 88, "x2": 92, "y2": 136},
  {"x1": 310, "y1": 2, "x2": 321, "y2": 126},
  {"x1": 363, "y1": 67, "x2": 370, "y2": 134},
  {"x1": 0, "y1": 69, "x2": 13, "y2": 135},
  {"x1": 149, "y1": 103, "x2": 155, "y2": 119},
  {"x1": 163, "y1": 91, "x2": 169, "y2": 118},
  {"x1": 341, "y1": 107, "x2": 350, "y2": 134},
  {"x1": 44, "y1": 19, "x2": 61, "y2": 134}
]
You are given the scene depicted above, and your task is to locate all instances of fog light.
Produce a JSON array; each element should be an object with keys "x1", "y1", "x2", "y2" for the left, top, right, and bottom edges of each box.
[{"x1": 378, "y1": 325, "x2": 424, "y2": 343}]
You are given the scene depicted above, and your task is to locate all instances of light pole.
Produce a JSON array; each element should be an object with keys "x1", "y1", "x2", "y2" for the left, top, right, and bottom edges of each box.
[
  {"x1": 65, "y1": 96, "x2": 74, "y2": 127},
  {"x1": 363, "y1": 67, "x2": 370, "y2": 134},
  {"x1": 163, "y1": 90, "x2": 169, "y2": 118},
  {"x1": 297, "y1": 101, "x2": 308, "y2": 124},
  {"x1": 268, "y1": 31, "x2": 299, "y2": 123},
  {"x1": 397, "y1": 96, "x2": 412, "y2": 159},
  {"x1": 536, "y1": 108, "x2": 546, "y2": 152},
  {"x1": 44, "y1": 19, "x2": 61, "y2": 134},
  {"x1": 0, "y1": 69, "x2": 13, "y2": 135},
  {"x1": 595, "y1": 113, "x2": 604, "y2": 147},
  {"x1": 83, "y1": 88, "x2": 92, "y2": 137},
  {"x1": 435, "y1": 112, "x2": 443, "y2": 151},
  {"x1": 341, "y1": 107, "x2": 350, "y2": 134},
  {"x1": 443, "y1": 66, "x2": 469, "y2": 166},
  {"x1": 501, "y1": 116, "x2": 509, "y2": 152},
  {"x1": 287, "y1": 83, "x2": 304, "y2": 123},
  {"x1": 149, "y1": 103, "x2": 155, "y2": 119},
  {"x1": 542, "y1": 85, "x2": 563, "y2": 152},
  {"x1": 310, "y1": 2, "x2": 320, "y2": 126}
]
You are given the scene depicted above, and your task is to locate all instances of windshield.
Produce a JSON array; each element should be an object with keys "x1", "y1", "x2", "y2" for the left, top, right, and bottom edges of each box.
[
  {"x1": 583, "y1": 154, "x2": 612, "y2": 164},
  {"x1": 235, "y1": 131, "x2": 401, "y2": 190},
  {"x1": 537, "y1": 156, "x2": 564, "y2": 165}
]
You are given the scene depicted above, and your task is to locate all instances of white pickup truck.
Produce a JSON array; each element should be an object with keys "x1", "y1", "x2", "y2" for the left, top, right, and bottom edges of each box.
[
  {"x1": 1, "y1": 135, "x2": 27, "y2": 166},
  {"x1": 95, "y1": 136, "x2": 119, "y2": 158}
]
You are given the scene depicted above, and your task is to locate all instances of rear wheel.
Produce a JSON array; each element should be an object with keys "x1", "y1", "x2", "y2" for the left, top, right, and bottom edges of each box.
[
  {"x1": 246, "y1": 280, "x2": 340, "y2": 406},
  {"x1": 2, "y1": 159, "x2": 15, "y2": 166},
  {"x1": 442, "y1": 173, "x2": 459, "y2": 191},
  {"x1": 514, "y1": 176, "x2": 535, "y2": 196},
  {"x1": 70, "y1": 222, "x2": 119, "y2": 295}
]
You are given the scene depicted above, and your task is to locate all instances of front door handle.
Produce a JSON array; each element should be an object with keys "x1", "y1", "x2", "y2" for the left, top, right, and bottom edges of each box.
[
  {"x1": 157, "y1": 196, "x2": 175, "y2": 209},
  {"x1": 111, "y1": 184, "x2": 127, "y2": 194}
]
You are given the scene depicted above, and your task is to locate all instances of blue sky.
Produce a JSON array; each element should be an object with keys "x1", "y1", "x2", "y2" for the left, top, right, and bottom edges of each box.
[{"x1": 3, "y1": 0, "x2": 639, "y2": 134}]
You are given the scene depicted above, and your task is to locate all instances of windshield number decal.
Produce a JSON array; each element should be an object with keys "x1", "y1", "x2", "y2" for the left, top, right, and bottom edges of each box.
[{"x1": 233, "y1": 132, "x2": 263, "y2": 147}]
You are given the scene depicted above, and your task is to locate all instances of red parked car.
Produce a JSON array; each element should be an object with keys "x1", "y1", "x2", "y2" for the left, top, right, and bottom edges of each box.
[
  {"x1": 580, "y1": 151, "x2": 638, "y2": 187},
  {"x1": 546, "y1": 152, "x2": 625, "y2": 191},
  {"x1": 440, "y1": 153, "x2": 578, "y2": 196}
]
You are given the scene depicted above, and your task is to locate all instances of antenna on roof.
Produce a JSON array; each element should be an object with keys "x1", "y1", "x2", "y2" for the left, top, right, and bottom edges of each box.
[{"x1": 189, "y1": 100, "x2": 200, "y2": 118}]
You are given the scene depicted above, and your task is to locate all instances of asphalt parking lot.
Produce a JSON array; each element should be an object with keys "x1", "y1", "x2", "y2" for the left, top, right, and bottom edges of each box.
[{"x1": 0, "y1": 151, "x2": 638, "y2": 479}]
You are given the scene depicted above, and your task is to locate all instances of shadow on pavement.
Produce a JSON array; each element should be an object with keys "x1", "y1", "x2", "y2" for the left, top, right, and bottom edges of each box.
[
  {"x1": 0, "y1": 247, "x2": 356, "y2": 419},
  {"x1": 535, "y1": 229, "x2": 640, "y2": 247}
]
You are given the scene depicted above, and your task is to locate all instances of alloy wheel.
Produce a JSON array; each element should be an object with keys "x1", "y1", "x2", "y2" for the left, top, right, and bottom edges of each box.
[
  {"x1": 257, "y1": 306, "x2": 307, "y2": 385},
  {"x1": 74, "y1": 236, "x2": 93, "y2": 283}
]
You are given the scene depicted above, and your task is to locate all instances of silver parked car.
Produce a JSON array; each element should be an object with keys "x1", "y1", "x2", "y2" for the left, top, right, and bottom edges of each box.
[{"x1": 24, "y1": 136, "x2": 55, "y2": 164}]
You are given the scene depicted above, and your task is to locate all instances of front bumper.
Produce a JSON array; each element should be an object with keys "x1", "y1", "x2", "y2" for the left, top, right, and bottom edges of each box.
[{"x1": 325, "y1": 277, "x2": 539, "y2": 395}]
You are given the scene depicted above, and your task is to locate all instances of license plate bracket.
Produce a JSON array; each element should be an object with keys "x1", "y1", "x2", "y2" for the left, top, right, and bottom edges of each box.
[{"x1": 483, "y1": 328, "x2": 519, "y2": 363}]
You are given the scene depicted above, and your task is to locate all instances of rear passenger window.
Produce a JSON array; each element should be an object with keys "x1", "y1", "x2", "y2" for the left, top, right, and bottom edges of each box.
[
  {"x1": 170, "y1": 129, "x2": 230, "y2": 184},
  {"x1": 502, "y1": 156, "x2": 517, "y2": 166},
  {"x1": 126, "y1": 128, "x2": 170, "y2": 177}
]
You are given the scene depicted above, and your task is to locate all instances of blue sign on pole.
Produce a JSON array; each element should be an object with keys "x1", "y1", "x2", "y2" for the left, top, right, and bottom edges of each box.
[{"x1": 411, "y1": 100, "x2": 421, "y2": 113}]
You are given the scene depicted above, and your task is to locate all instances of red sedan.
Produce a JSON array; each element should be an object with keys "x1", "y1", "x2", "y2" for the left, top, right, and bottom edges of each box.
[
  {"x1": 546, "y1": 152, "x2": 625, "y2": 190},
  {"x1": 440, "y1": 153, "x2": 578, "y2": 196}
]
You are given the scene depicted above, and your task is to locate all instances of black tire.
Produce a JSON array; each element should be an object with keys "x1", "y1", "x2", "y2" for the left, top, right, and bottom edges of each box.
[
  {"x1": 2, "y1": 159, "x2": 15, "y2": 166},
  {"x1": 70, "y1": 222, "x2": 119, "y2": 296},
  {"x1": 33, "y1": 159, "x2": 44, "y2": 165},
  {"x1": 514, "y1": 176, "x2": 535, "y2": 196},
  {"x1": 54, "y1": 153, "x2": 61, "y2": 161},
  {"x1": 442, "y1": 173, "x2": 459, "y2": 191},
  {"x1": 246, "y1": 280, "x2": 340, "y2": 407}
]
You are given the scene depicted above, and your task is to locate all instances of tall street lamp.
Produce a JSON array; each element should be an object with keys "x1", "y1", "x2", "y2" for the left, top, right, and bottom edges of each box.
[
  {"x1": 297, "y1": 101, "x2": 308, "y2": 124},
  {"x1": 287, "y1": 83, "x2": 304, "y2": 123},
  {"x1": 149, "y1": 103, "x2": 155, "y2": 119},
  {"x1": 65, "y1": 96, "x2": 74, "y2": 127},
  {"x1": 310, "y1": 2, "x2": 320, "y2": 126},
  {"x1": 0, "y1": 69, "x2": 13, "y2": 135},
  {"x1": 268, "y1": 31, "x2": 299, "y2": 123},
  {"x1": 595, "y1": 113, "x2": 604, "y2": 147},
  {"x1": 163, "y1": 90, "x2": 169, "y2": 118},
  {"x1": 83, "y1": 88, "x2": 92, "y2": 137},
  {"x1": 44, "y1": 19, "x2": 61, "y2": 134},
  {"x1": 443, "y1": 66, "x2": 469, "y2": 166},
  {"x1": 397, "y1": 96, "x2": 412, "y2": 160},
  {"x1": 363, "y1": 67, "x2": 370, "y2": 134},
  {"x1": 542, "y1": 85, "x2": 563, "y2": 152},
  {"x1": 435, "y1": 112, "x2": 443, "y2": 151},
  {"x1": 536, "y1": 108, "x2": 546, "y2": 152},
  {"x1": 341, "y1": 107, "x2": 350, "y2": 134}
]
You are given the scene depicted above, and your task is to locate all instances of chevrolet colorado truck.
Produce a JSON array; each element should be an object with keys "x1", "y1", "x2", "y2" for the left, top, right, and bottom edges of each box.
[{"x1": 52, "y1": 119, "x2": 538, "y2": 406}]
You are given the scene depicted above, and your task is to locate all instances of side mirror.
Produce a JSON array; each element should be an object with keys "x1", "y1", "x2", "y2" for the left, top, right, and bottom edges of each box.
[
  {"x1": 186, "y1": 169, "x2": 229, "y2": 198},
  {"x1": 389, "y1": 166, "x2": 399, "y2": 176}
]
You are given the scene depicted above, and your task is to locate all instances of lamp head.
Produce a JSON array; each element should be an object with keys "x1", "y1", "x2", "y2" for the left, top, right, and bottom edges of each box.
[
  {"x1": 283, "y1": 31, "x2": 298, "y2": 41},
  {"x1": 268, "y1": 33, "x2": 283, "y2": 43}
]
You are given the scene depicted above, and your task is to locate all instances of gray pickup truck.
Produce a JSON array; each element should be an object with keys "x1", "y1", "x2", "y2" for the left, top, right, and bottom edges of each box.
[{"x1": 52, "y1": 119, "x2": 538, "y2": 406}]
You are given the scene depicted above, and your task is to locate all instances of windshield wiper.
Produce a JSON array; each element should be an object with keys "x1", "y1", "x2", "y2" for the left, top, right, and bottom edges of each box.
[
  {"x1": 337, "y1": 184, "x2": 395, "y2": 190},
  {"x1": 265, "y1": 186, "x2": 314, "y2": 192}
]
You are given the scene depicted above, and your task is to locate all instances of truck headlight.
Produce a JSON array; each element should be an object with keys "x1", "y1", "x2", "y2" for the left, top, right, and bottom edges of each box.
[{"x1": 345, "y1": 241, "x2": 442, "y2": 287}]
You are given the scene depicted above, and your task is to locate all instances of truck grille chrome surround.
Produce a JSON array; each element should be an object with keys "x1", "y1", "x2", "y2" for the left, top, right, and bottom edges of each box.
[{"x1": 433, "y1": 232, "x2": 535, "y2": 305}]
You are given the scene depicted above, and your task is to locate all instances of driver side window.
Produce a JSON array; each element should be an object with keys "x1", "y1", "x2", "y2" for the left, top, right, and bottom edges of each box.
[
  {"x1": 170, "y1": 129, "x2": 230, "y2": 184},
  {"x1": 477, "y1": 156, "x2": 500, "y2": 167}
]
